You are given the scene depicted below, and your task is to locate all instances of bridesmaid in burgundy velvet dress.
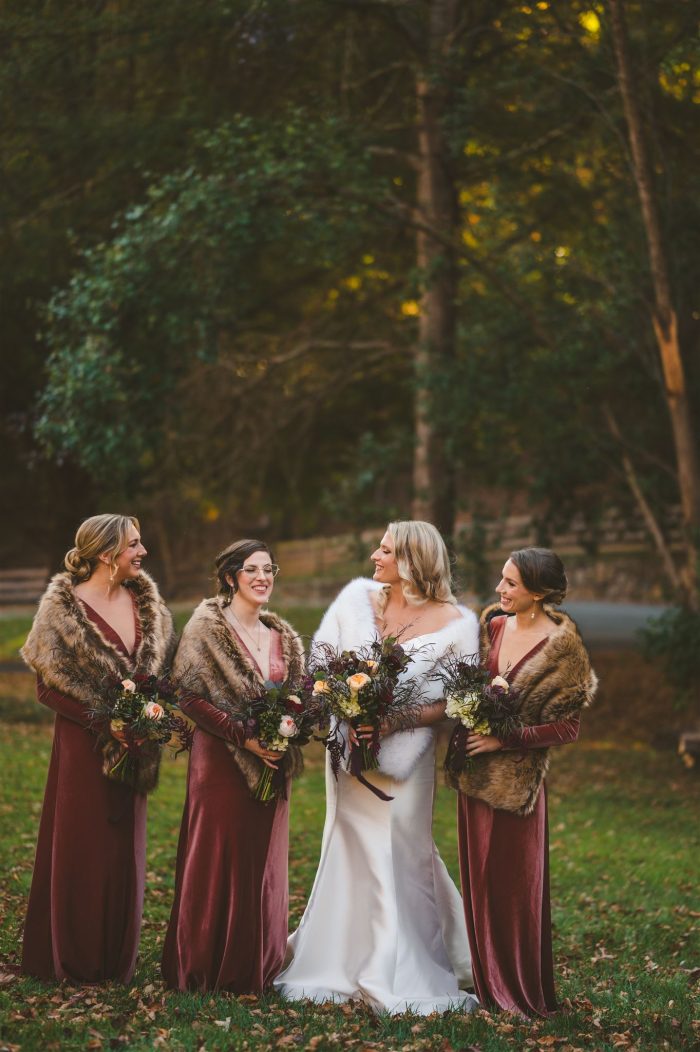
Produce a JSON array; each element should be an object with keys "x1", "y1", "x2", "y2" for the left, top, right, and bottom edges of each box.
[
  {"x1": 162, "y1": 539, "x2": 304, "y2": 993},
  {"x1": 20, "y1": 514, "x2": 174, "y2": 983},
  {"x1": 454, "y1": 548, "x2": 596, "y2": 1017}
]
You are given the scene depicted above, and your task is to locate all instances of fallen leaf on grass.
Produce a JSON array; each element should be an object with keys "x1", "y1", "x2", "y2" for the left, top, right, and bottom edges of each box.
[
  {"x1": 213, "y1": 1018, "x2": 231, "y2": 1031},
  {"x1": 590, "y1": 944, "x2": 616, "y2": 963}
]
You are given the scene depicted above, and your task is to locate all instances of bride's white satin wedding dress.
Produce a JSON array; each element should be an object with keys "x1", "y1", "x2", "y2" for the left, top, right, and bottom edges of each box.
[{"x1": 274, "y1": 578, "x2": 479, "y2": 1015}]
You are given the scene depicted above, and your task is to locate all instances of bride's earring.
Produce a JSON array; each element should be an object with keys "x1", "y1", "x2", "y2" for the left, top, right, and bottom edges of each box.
[{"x1": 531, "y1": 602, "x2": 537, "y2": 621}]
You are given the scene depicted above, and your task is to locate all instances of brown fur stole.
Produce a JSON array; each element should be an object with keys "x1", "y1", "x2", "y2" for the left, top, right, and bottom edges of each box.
[
  {"x1": 21, "y1": 571, "x2": 176, "y2": 793},
  {"x1": 173, "y1": 597, "x2": 306, "y2": 795},
  {"x1": 447, "y1": 603, "x2": 597, "y2": 815}
]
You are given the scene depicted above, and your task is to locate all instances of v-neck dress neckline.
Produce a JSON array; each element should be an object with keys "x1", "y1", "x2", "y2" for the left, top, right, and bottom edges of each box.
[{"x1": 489, "y1": 615, "x2": 549, "y2": 682}]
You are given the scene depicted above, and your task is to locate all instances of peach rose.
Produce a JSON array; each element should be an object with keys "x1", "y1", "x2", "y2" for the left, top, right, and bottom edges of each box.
[
  {"x1": 121, "y1": 679, "x2": 137, "y2": 693},
  {"x1": 347, "y1": 672, "x2": 371, "y2": 692},
  {"x1": 313, "y1": 679, "x2": 331, "y2": 695},
  {"x1": 364, "y1": 660, "x2": 379, "y2": 674},
  {"x1": 144, "y1": 701, "x2": 165, "y2": 720}
]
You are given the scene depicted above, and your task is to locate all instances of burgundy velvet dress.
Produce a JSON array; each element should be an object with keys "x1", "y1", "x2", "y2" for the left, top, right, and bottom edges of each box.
[
  {"x1": 161, "y1": 628, "x2": 290, "y2": 993},
  {"x1": 22, "y1": 602, "x2": 147, "y2": 983},
  {"x1": 458, "y1": 615, "x2": 579, "y2": 1017}
]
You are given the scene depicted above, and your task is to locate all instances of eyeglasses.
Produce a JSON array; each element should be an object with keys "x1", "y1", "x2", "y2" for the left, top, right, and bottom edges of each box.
[{"x1": 239, "y1": 564, "x2": 280, "y2": 579}]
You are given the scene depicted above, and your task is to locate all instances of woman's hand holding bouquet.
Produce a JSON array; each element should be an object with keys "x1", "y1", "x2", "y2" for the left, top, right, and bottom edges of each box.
[
  {"x1": 432, "y1": 654, "x2": 523, "y2": 775},
  {"x1": 91, "y1": 673, "x2": 193, "y2": 791},
  {"x1": 309, "y1": 637, "x2": 423, "y2": 800},
  {"x1": 240, "y1": 681, "x2": 319, "y2": 802}
]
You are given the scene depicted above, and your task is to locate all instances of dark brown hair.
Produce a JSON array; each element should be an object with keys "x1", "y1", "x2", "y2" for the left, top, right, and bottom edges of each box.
[
  {"x1": 215, "y1": 539, "x2": 274, "y2": 605},
  {"x1": 509, "y1": 547, "x2": 568, "y2": 605}
]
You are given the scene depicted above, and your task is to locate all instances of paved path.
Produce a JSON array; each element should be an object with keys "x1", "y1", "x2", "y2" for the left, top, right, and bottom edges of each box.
[{"x1": 563, "y1": 601, "x2": 667, "y2": 647}]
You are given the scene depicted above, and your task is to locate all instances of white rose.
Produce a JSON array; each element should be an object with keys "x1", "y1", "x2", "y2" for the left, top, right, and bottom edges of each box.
[
  {"x1": 121, "y1": 679, "x2": 137, "y2": 693},
  {"x1": 278, "y1": 715, "x2": 298, "y2": 738},
  {"x1": 491, "y1": 675, "x2": 510, "y2": 691}
]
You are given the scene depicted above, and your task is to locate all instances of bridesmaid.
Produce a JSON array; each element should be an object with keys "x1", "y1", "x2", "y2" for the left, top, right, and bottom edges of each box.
[
  {"x1": 20, "y1": 514, "x2": 174, "y2": 982},
  {"x1": 454, "y1": 547, "x2": 597, "y2": 1016},
  {"x1": 162, "y1": 539, "x2": 304, "y2": 993}
]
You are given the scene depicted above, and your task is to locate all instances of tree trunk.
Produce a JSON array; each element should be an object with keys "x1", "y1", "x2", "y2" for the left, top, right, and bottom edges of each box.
[
  {"x1": 608, "y1": 0, "x2": 700, "y2": 607},
  {"x1": 412, "y1": 0, "x2": 460, "y2": 538}
]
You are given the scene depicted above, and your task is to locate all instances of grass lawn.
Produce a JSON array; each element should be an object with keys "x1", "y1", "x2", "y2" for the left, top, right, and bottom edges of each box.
[{"x1": 0, "y1": 606, "x2": 698, "y2": 1050}]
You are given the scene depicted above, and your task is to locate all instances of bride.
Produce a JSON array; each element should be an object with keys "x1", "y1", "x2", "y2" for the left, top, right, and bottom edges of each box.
[{"x1": 274, "y1": 520, "x2": 479, "y2": 1015}]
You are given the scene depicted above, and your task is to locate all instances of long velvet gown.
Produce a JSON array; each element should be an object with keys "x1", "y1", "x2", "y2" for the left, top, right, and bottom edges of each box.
[
  {"x1": 458, "y1": 615, "x2": 580, "y2": 1017},
  {"x1": 161, "y1": 628, "x2": 290, "y2": 993},
  {"x1": 22, "y1": 602, "x2": 147, "y2": 983}
]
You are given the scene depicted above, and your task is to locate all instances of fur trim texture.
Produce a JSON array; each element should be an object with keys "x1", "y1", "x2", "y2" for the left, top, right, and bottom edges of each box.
[
  {"x1": 449, "y1": 603, "x2": 598, "y2": 814},
  {"x1": 173, "y1": 597, "x2": 306, "y2": 794},
  {"x1": 21, "y1": 571, "x2": 175, "y2": 793},
  {"x1": 313, "y1": 577, "x2": 480, "y2": 781}
]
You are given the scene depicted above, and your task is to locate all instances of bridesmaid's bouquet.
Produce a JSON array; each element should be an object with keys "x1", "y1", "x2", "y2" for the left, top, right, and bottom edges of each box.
[
  {"x1": 432, "y1": 653, "x2": 523, "y2": 775},
  {"x1": 309, "y1": 637, "x2": 423, "y2": 800},
  {"x1": 240, "y1": 679, "x2": 320, "y2": 802},
  {"x1": 89, "y1": 674, "x2": 193, "y2": 790}
]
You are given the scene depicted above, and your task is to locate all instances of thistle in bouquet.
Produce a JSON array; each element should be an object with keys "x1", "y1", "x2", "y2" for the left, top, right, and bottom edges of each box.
[
  {"x1": 240, "y1": 678, "x2": 320, "y2": 803},
  {"x1": 309, "y1": 636, "x2": 423, "y2": 799},
  {"x1": 432, "y1": 652, "x2": 524, "y2": 776},
  {"x1": 90, "y1": 673, "x2": 193, "y2": 790}
]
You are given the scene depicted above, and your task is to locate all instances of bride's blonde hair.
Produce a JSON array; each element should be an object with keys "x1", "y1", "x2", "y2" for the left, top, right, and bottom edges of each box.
[{"x1": 375, "y1": 520, "x2": 456, "y2": 624}]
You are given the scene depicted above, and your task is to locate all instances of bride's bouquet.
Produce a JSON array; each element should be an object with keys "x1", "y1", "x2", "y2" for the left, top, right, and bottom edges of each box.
[
  {"x1": 431, "y1": 652, "x2": 523, "y2": 775},
  {"x1": 309, "y1": 637, "x2": 423, "y2": 800},
  {"x1": 240, "y1": 678, "x2": 320, "y2": 802},
  {"x1": 89, "y1": 674, "x2": 193, "y2": 791}
]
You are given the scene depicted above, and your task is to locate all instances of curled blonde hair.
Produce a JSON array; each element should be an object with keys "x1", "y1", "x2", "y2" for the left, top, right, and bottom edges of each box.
[
  {"x1": 375, "y1": 520, "x2": 456, "y2": 623},
  {"x1": 64, "y1": 514, "x2": 140, "y2": 583}
]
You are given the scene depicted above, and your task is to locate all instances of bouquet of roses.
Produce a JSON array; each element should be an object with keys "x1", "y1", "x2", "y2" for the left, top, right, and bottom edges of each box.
[
  {"x1": 89, "y1": 673, "x2": 193, "y2": 790},
  {"x1": 309, "y1": 636, "x2": 423, "y2": 800},
  {"x1": 431, "y1": 652, "x2": 523, "y2": 776},
  {"x1": 240, "y1": 678, "x2": 320, "y2": 803}
]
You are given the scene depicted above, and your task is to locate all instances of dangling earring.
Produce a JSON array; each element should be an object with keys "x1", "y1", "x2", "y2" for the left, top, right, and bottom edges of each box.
[{"x1": 531, "y1": 602, "x2": 537, "y2": 621}]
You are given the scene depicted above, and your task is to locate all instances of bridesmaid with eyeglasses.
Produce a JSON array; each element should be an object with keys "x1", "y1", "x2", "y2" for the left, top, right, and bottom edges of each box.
[{"x1": 162, "y1": 539, "x2": 304, "y2": 992}]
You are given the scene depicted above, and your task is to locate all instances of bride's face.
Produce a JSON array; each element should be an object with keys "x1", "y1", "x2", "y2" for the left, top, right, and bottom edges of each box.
[{"x1": 371, "y1": 532, "x2": 401, "y2": 585}]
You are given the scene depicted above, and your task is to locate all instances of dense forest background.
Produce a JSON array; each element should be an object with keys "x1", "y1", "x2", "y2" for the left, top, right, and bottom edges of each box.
[{"x1": 2, "y1": 0, "x2": 699, "y2": 604}]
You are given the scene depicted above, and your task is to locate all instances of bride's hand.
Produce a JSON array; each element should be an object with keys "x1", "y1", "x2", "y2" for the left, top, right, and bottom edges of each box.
[
  {"x1": 465, "y1": 732, "x2": 502, "y2": 755},
  {"x1": 244, "y1": 737, "x2": 283, "y2": 769},
  {"x1": 352, "y1": 722, "x2": 391, "y2": 744}
]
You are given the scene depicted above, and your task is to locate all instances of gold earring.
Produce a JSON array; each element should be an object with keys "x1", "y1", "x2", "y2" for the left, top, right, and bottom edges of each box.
[{"x1": 531, "y1": 602, "x2": 537, "y2": 621}]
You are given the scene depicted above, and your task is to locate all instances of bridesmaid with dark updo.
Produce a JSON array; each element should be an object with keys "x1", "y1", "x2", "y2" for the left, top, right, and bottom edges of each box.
[
  {"x1": 162, "y1": 539, "x2": 305, "y2": 993},
  {"x1": 453, "y1": 547, "x2": 597, "y2": 1016},
  {"x1": 21, "y1": 514, "x2": 174, "y2": 982}
]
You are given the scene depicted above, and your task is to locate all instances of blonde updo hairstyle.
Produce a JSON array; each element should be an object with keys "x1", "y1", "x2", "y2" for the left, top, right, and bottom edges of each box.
[
  {"x1": 375, "y1": 520, "x2": 456, "y2": 625},
  {"x1": 64, "y1": 514, "x2": 140, "y2": 583}
]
